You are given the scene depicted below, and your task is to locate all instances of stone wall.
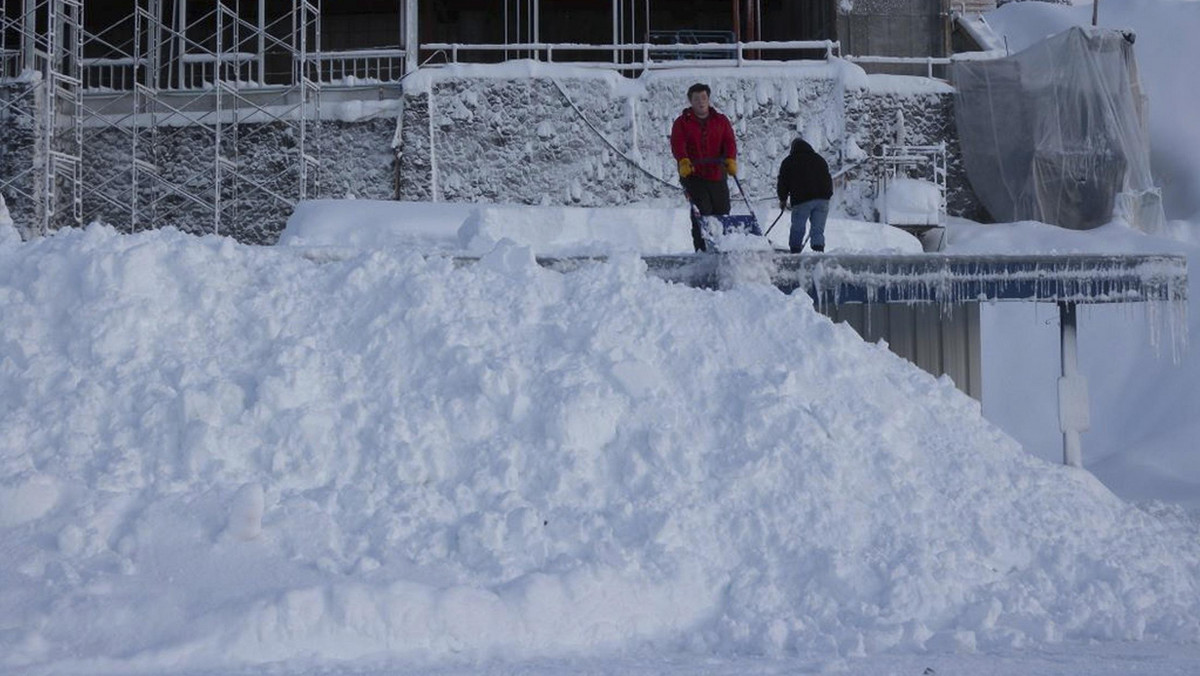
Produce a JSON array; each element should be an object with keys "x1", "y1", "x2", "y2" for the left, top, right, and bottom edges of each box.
[
  {"x1": 1, "y1": 94, "x2": 396, "y2": 245},
  {"x1": 0, "y1": 83, "x2": 37, "y2": 235},
  {"x1": 396, "y1": 66, "x2": 986, "y2": 222},
  {"x1": 77, "y1": 119, "x2": 395, "y2": 245},
  {"x1": 843, "y1": 87, "x2": 988, "y2": 222}
]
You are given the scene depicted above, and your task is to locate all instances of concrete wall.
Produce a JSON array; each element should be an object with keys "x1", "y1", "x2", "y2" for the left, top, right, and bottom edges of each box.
[{"x1": 839, "y1": 0, "x2": 949, "y2": 74}]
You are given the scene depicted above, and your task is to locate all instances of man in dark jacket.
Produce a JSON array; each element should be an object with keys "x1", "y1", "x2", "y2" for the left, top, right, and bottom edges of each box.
[
  {"x1": 777, "y1": 138, "x2": 833, "y2": 253},
  {"x1": 671, "y1": 83, "x2": 738, "y2": 252}
]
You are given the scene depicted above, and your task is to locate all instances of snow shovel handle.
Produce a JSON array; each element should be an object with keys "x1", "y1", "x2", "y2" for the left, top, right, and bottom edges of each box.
[
  {"x1": 730, "y1": 173, "x2": 756, "y2": 217},
  {"x1": 763, "y1": 208, "x2": 786, "y2": 237}
]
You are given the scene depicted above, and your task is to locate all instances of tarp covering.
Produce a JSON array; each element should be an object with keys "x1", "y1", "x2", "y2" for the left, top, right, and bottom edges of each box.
[{"x1": 952, "y1": 26, "x2": 1163, "y2": 232}]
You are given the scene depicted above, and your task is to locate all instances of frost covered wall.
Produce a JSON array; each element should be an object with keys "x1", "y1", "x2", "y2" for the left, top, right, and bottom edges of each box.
[
  {"x1": 77, "y1": 119, "x2": 395, "y2": 245},
  {"x1": 844, "y1": 82, "x2": 986, "y2": 221},
  {"x1": 3, "y1": 63, "x2": 986, "y2": 245},
  {"x1": 0, "y1": 97, "x2": 395, "y2": 245},
  {"x1": 395, "y1": 63, "x2": 984, "y2": 221},
  {"x1": 0, "y1": 83, "x2": 36, "y2": 233}
]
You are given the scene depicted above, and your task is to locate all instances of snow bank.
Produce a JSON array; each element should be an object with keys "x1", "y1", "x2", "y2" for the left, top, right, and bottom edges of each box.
[
  {"x1": 280, "y1": 199, "x2": 476, "y2": 250},
  {"x1": 878, "y1": 178, "x2": 943, "y2": 225},
  {"x1": 279, "y1": 199, "x2": 923, "y2": 255},
  {"x1": 457, "y1": 204, "x2": 691, "y2": 255},
  {"x1": 2, "y1": 226, "x2": 1199, "y2": 673}
]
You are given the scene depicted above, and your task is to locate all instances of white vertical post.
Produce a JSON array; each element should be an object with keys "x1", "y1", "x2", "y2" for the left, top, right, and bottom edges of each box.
[
  {"x1": 176, "y1": 0, "x2": 187, "y2": 89},
  {"x1": 612, "y1": 0, "x2": 619, "y2": 64},
  {"x1": 133, "y1": 4, "x2": 142, "y2": 231},
  {"x1": 404, "y1": 0, "x2": 418, "y2": 74},
  {"x1": 1058, "y1": 302, "x2": 1088, "y2": 468},
  {"x1": 258, "y1": 0, "x2": 265, "y2": 83},
  {"x1": 214, "y1": 0, "x2": 223, "y2": 236},
  {"x1": 38, "y1": 0, "x2": 55, "y2": 235},
  {"x1": 645, "y1": 0, "x2": 650, "y2": 42},
  {"x1": 22, "y1": 0, "x2": 35, "y2": 72}
]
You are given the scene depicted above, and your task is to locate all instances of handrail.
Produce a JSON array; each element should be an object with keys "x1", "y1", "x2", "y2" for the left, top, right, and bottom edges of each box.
[
  {"x1": 844, "y1": 55, "x2": 953, "y2": 78},
  {"x1": 313, "y1": 48, "x2": 405, "y2": 59},
  {"x1": 422, "y1": 40, "x2": 841, "y2": 66},
  {"x1": 70, "y1": 40, "x2": 966, "y2": 93}
]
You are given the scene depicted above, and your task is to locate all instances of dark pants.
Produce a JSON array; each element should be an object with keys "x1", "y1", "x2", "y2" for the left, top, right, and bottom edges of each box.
[{"x1": 683, "y1": 175, "x2": 731, "y2": 252}]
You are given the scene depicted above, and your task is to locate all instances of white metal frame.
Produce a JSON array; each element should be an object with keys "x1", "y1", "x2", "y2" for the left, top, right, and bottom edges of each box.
[
  {"x1": 0, "y1": 0, "x2": 84, "y2": 237},
  {"x1": 75, "y1": 0, "x2": 322, "y2": 236}
]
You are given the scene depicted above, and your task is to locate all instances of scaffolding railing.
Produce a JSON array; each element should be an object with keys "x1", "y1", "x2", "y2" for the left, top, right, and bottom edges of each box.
[
  {"x1": 0, "y1": 0, "x2": 84, "y2": 237},
  {"x1": 65, "y1": 0, "x2": 324, "y2": 238}
]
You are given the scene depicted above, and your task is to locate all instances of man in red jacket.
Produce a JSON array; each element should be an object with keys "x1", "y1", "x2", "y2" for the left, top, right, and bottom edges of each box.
[{"x1": 670, "y1": 83, "x2": 738, "y2": 252}]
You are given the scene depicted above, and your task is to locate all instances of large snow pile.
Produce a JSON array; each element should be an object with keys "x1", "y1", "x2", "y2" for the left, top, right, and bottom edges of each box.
[{"x1": 2, "y1": 225, "x2": 1199, "y2": 673}]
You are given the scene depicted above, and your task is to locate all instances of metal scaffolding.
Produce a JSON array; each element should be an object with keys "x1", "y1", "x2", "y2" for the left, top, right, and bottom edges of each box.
[
  {"x1": 2, "y1": 0, "x2": 322, "y2": 239},
  {"x1": 1, "y1": 0, "x2": 83, "y2": 236}
]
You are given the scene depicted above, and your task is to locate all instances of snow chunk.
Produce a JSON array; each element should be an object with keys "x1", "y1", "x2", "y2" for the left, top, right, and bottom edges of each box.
[
  {"x1": 878, "y1": 178, "x2": 943, "y2": 225},
  {"x1": 224, "y1": 483, "x2": 265, "y2": 541},
  {"x1": 0, "y1": 474, "x2": 60, "y2": 527}
]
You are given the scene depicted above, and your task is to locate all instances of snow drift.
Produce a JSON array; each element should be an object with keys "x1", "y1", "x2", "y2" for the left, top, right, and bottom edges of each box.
[{"x1": 1, "y1": 225, "x2": 1199, "y2": 673}]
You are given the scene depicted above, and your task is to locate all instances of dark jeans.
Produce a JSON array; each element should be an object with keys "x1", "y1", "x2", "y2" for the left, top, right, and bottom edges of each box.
[{"x1": 683, "y1": 175, "x2": 731, "y2": 252}]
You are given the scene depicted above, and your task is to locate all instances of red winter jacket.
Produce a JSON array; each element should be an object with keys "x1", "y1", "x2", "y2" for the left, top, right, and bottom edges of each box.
[{"x1": 670, "y1": 108, "x2": 737, "y2": 182}]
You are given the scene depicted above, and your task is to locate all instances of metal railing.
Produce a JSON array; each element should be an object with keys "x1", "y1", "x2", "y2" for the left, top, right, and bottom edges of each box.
[
  {"x1": 844, "y1": 55, "x2": 953, "y2": 79},
  {"x1": 70, "y1": 41, "x2": 963, "y2": 93},
  {"x1": 422, "y1": 40, "x2": 841, "y2": 69},
  {"x1": 180, "y1": 52, "x2": 258, "y2": 89},
  {"x1": 313, "y1": 48, "x2": 405, "y2": 84},
  {"x1": 80, "y1": 56, "x2": 141, "y2": 90}
]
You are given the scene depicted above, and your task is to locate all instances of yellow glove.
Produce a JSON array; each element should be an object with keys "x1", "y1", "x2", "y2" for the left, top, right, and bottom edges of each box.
[
  {"x1": 678, "y1": 158, "x2": 694, "y2": 178},
  {"x1": 725, "y1": 158, "x2": 738, "y2": 176}
]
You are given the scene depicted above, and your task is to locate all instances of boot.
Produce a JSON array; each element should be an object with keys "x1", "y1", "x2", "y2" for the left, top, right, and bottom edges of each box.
[{"x1": 811, "y1": 244, "x2": 825, "y2": 252}]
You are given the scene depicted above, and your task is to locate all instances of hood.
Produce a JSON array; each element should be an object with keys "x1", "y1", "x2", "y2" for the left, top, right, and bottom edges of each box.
[{"x1": 791, "y1": 139, "x2": 815, "y2": 155}]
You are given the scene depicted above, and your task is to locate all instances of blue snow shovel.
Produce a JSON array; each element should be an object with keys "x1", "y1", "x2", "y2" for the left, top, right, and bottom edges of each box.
[{"x1": 684, "y1": 161, "x2": 763, "y2": 252}]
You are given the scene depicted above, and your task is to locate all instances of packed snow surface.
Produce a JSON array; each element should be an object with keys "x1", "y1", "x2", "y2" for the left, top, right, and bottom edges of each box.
[{"x1": 2, "y1": 223, "x2": 1199, "y2": 674}]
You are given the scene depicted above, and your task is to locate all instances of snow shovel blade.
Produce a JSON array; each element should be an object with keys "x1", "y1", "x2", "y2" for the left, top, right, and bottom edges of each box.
[{"x1": 715, "y1": 214, "x2": 762, "y2": 236}]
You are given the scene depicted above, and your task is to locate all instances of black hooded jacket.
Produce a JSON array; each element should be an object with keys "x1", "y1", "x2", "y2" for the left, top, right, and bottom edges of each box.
[{"x1": 776, "y1": 139, "x2": 833, "y2": 205}]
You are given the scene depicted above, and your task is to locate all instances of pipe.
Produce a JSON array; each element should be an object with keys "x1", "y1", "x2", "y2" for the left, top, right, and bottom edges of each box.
[{"x1": 1058, "y1": 301, "x2": 1087, "y2": 468}]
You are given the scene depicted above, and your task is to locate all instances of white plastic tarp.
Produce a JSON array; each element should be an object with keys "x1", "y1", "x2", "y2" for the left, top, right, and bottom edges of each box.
[{"x1": 952, "y1": 26, "x2": 1163, "y2": 232}]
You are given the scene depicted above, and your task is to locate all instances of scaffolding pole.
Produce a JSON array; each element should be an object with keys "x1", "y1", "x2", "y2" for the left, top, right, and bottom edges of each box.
[
  {"x1": 0, "y1": 0, "x2": 84, "y2": 237},
  {"x1": 19, "y1": 0, "x2": 328, "y2": 239}
]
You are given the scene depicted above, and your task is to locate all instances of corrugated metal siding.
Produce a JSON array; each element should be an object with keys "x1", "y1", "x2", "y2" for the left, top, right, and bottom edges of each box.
[{"x1": 821, "y1": 302, "x2": 982, "y2": 400}]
